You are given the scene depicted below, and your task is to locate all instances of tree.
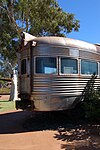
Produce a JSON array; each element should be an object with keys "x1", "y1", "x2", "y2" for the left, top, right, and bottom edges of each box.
[
  {"x1": 0, "y1": 0, "x2": 80, "y2": 37},
  {"x1": 0, "y1": 1, "x2": 18, "y2": 76}
]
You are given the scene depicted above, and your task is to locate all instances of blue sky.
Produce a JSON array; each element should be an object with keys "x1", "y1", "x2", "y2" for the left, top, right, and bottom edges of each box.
[{"x1": 58, "y1": 0, "x2": 100, "y2": 44}]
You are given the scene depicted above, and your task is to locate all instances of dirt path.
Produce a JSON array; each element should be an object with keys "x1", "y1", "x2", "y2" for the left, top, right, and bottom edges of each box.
[
  {"x1": 0, "y1": 110, "x2": 100, "y2": 150},
  {"x1": 0, "y1": 95, "x2": 10, "y2": 101},
  {"x1": 0, "y1": 110, "x2": 64, "y2": 150}
]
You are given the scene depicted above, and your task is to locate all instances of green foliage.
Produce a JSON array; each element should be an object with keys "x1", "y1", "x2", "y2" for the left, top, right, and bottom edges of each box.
[
  {"x1": 28, "y1": 0, "x2": 80, "y2": 36},
  {"x1": 1, "y1": 0, "x2": 80, "y2": 37},
  {"x1": 0, "y1": 0, "x2": 18, "y2": 76},
  {"x1": 82, "y1": 75, "x2": 100, "y2": 121}
]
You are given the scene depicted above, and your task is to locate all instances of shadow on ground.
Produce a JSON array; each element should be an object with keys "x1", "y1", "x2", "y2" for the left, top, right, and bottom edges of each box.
[
  {"x1": 0, "y1": 111, "x2": 32, "y2": 134},
  {"x1": 24, "y1": 111, "x2": 100, "y2": 150},
  {"x1": 0, "y1": 110, "x2": 83, "y2": 133},
  {"x1": 54, "y1": 120, "x2": 100, "y2": 150},
  {"x1": 0, "y1": 110, "x2": 100, "y2": 150}
]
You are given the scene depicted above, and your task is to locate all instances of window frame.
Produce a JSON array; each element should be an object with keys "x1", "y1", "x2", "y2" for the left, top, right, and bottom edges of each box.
[
  {"x1": 59, "y1": 57, "x2": 78, "y2": 75},
  {"x1": 34, "y1": 56, "x2": 58, "y2": 75},
  {"x1": 80, "y1": 59, "x2": 98, "y2": 76}
]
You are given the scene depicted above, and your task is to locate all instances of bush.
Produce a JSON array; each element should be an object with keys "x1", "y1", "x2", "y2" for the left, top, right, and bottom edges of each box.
[{"x1": 82, "y1": 85, "x2": 100, "y2": 121}]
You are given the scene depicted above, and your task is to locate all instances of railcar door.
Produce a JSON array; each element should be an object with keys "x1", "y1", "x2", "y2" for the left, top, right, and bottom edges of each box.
[{"x1": 19, "y1": 57, "x2": 31, "y2": 96}]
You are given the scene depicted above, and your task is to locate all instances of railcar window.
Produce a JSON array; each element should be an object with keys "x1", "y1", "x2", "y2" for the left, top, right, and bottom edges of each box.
[
  {"x1": 36, "y1": 57, "x2": 57, "y2": 74},
  {"x1": 81, "y1": 60, "x2": 98, "y2": 75},
  {"x1": 21, "y1": 59, "x2": 26, "y2": 75},
  {"x1": 61, "y1": 58, "x2": 78, "y2": 74}
]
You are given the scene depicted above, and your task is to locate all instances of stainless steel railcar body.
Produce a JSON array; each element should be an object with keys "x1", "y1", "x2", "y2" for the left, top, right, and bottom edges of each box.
[{"x1": 16, "y1": 32, "x2": 100, "y2": 111}]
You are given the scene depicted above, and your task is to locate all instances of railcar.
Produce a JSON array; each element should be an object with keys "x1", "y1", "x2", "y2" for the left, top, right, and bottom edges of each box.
[{"x1": 16, "y1": 32, "x2": 100, "y2": 111}]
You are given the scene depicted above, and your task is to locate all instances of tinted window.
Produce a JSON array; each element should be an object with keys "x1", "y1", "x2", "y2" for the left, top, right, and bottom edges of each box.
[
  {"x1": 61, "y1": 58, "x2": 78, "y2": 74},
  {"x1": 21, "y1": 59, "x2": 26, "y2": 74},
  {"x1": 36, "y1": 57, "x2": 57, "y2": 74},
  {"x1": 81, "y1": 60, "x2": 98, "y2": 75}
]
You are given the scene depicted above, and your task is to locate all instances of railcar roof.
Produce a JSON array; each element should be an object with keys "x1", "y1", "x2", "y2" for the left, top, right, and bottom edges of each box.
[
  {"x1": 22, "y1": 32, "x2": 100, "y2": 53},
  {"x1": 33, "y1": 36, "x2": 97, "y2": 52}
]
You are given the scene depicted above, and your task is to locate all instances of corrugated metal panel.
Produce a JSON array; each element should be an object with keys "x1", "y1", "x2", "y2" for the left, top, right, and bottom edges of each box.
[{"x1": 32, "y1": 75, "x2": 100, "y2": 96}]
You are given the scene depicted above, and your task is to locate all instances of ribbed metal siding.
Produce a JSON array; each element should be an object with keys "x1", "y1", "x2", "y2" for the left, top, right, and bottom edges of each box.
[{"x1": 32, "y1": 75, "x2": 100, "y2": 96}]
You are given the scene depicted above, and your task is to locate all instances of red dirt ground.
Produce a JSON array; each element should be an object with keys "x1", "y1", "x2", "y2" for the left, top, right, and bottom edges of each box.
[
  {"x1": 0, "y1": 110, "x2": 64, "y2": 150},
  {"x1": 0, "y1": 95, "x2": 10, "y2": 101}
]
